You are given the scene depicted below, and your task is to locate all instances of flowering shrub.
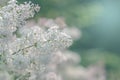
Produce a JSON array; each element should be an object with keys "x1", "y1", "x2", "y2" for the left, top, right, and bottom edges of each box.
[
  {"x1": 0, "y1": 0, "x2": 106, "y2": 80},
  {"x1": 0, "y1": 0, "x2": 72, "y2": 80},
  {"x1": 25, "y1": 17, "x2": 106, "y2": 80}
]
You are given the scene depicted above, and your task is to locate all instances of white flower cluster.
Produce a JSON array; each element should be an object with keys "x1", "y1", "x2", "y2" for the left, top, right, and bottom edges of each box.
[
  {"x1": 24, "y1": 17, "x2": 106, "y2": 80},
  {"x1": 0, "y1": 0, "x2": 73, "y2": 80}
]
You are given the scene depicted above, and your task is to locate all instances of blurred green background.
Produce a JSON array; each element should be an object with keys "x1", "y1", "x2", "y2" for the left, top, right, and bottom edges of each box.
[{"x1": 18, "y1": 0, "x2": 120, "y2": 80}]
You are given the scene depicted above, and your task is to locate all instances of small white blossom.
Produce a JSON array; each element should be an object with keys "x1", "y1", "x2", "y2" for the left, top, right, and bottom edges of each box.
[{"x1": 12, "y1": 54, "x2": 30, "y2": 70}]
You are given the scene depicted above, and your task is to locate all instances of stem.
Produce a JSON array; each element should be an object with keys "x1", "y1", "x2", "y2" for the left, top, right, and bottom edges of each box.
[{"x1": 12, "y1": 42, "x2": 37, "y2": 55}]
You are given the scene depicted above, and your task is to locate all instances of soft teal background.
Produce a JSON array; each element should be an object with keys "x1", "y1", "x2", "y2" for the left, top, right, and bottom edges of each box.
[{"x1": 18, "y1": 0, "x2": 120, "y2": 80}]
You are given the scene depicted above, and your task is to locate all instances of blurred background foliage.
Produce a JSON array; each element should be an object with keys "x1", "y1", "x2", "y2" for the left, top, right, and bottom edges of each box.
[{"x1": 18, "y1": 0, "x2": 120, "y2": 80}]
